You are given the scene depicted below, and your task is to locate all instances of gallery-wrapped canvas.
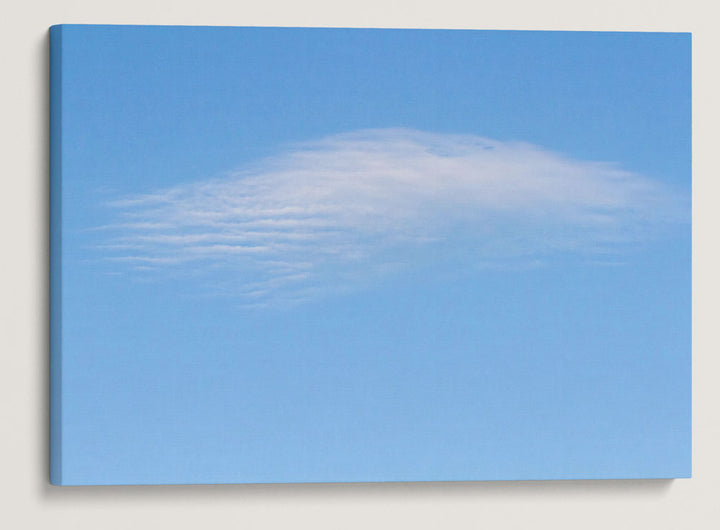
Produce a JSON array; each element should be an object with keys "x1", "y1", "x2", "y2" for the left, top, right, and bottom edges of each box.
[{"x1": 50, "y1": 25, "x2": 691, "y2": 485}]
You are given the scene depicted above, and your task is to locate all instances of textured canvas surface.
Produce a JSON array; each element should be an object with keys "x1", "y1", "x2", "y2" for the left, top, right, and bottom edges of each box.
[{"x1": 50, "y1": 25, "x2": 691, "y2": 485}]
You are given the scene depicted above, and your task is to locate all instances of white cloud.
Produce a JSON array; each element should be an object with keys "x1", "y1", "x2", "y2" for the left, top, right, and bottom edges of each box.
[{"x1": 102, "y1": 128, "x2": 688, "y2": 306}]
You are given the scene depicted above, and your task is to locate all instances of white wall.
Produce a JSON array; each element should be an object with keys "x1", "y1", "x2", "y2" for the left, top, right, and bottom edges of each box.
[{"x1": 1, "y1": 1, "x2": 718, "y2": 528}]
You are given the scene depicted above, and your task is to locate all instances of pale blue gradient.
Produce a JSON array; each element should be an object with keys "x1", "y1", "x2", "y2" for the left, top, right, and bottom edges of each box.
[{"x1": 53, "y1": 25, "x2": 690, "y2": 484}]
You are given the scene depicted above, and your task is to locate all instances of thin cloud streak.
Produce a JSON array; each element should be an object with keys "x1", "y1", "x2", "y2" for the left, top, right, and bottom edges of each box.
[{"x1": 101, "y1": 128, "x2": 688, "y2": 306}]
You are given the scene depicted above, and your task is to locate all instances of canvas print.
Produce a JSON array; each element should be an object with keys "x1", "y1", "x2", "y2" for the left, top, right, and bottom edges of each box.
[{"x1": 50, "y1": 25, "x2": 691, "y2": 485}]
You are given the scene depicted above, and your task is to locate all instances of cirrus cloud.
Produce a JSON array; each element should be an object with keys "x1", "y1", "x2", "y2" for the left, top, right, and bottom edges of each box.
[{"x1": 100, "y1": 128, "x2": 688, "y2": 306}]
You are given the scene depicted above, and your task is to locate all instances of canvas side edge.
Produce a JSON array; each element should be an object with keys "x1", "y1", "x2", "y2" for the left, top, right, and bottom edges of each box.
[{"x1": 49, "y1": 24, "x2": 64, "y2": 486}]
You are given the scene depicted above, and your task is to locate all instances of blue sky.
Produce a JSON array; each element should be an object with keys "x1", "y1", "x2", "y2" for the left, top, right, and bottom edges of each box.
[{"x1": 55, "y1": 25, "x2": 690, "y2": 484}]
